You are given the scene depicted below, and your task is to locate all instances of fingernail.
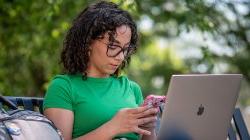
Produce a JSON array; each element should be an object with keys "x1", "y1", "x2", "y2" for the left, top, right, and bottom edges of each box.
[
  {"x1": 147, "y1": 104, "x2": 153, "y2": 108},
  {"x1": 146, "y1": 131, "x2": 151, "y2": 135}
]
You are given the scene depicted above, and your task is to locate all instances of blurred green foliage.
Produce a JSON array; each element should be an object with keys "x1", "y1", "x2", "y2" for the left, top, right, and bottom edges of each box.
[{"x1": 0, "y1": 0, "x2": 250, "y2": 105}]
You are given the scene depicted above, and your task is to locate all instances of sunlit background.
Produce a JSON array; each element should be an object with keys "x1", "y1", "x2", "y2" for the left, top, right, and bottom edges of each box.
[{"x1": 0, "y1": 0, "x2": 250, "y2": 131}]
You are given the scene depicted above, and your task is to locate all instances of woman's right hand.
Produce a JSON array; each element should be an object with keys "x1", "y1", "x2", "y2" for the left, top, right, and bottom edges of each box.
[{"x1": 104, "y1": 106, "x2": 158, "y2": 137}]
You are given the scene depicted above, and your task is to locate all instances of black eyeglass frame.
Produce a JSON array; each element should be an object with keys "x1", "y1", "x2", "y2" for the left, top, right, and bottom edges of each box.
[{"x1": 98, "y1": 40, "x2": 136, "y2": 58}]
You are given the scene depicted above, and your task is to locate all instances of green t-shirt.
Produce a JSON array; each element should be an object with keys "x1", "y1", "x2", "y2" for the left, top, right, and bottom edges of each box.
[{"x1": 43, "y1": 74, "x2": 143, "y2": 140}]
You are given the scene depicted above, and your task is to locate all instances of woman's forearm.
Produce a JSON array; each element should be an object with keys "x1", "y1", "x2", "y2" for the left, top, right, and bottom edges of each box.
[{"x1": 75, "y1": 123, "x2": 116, "y2": 140}]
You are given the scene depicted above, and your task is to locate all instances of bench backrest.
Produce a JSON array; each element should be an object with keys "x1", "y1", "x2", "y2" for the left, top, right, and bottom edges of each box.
[{"x1": 3, "y1": 96, "x2": 44, "y2": 114}]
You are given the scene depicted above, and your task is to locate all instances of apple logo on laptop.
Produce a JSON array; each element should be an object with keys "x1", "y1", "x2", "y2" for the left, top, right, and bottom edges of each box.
[{"x1": 197, "y1": 104, "x2": 204, "y2": 116}]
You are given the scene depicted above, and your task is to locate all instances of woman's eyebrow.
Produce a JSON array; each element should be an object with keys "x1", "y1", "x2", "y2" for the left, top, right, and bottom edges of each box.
[{"x1": 113, "y1": 39, "x2": 130, "y2": 46}]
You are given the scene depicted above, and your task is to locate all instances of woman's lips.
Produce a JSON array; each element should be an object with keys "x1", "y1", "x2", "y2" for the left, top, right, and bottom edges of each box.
[{"x1": 109, "y1": 64, "x2": 119, "y2": 69}]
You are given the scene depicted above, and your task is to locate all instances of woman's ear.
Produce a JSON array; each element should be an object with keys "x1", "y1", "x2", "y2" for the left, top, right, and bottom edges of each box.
[
  {"x1": 88, "y1": 47, "x2": 92, "y2": 56},
  {"x1": 88, "y1": 40, "x2": 93, "y2": 56}
]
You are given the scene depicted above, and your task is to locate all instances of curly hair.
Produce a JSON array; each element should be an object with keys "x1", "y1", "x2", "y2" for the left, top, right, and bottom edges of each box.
[{"x1": 61, "y1": 1, "x2": 138, "y2": 79}]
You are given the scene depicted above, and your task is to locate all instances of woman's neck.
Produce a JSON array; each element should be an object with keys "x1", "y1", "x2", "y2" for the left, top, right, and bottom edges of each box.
[{"x1": 85, "y1": 69, "x2": 110, "y2": 78}]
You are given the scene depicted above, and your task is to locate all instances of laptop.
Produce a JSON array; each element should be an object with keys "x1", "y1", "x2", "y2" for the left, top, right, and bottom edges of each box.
[{"x1": 157, "y1": 74, "x2": 242, "y2": 140}]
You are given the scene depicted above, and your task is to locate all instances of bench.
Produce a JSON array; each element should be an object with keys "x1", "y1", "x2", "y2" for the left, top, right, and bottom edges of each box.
[
  {"x1": 1, "y1": 96, "x2": 250, "y2": 140},
  {"x1": 1, "y1": 96, "x2": 44, "y2": 113}
]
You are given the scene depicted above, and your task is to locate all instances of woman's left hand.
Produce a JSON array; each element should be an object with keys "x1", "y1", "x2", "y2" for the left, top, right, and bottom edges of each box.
[
  {"x1": 139, "y1": 121, "x2": 157, "y2": 130},
  {"x1": 138, "y1": 107, "x2": 158, "y2": 140},
  {"x1": 139, "y1": 107, "x2": 158, "y2": 129}
]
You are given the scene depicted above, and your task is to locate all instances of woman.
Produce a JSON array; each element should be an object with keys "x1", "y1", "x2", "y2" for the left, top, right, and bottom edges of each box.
[{"x1": 43, "y1": 1, "x2": 158, "y2": 140}]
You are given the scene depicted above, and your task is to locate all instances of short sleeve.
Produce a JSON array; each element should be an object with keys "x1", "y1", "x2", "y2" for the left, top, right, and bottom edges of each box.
[
  {"x1": 130, "y1": 81, "x2": 144, "y2": 106},
  {"x1": 43, "y1": 75, "x2": 73, "y2": 111}
]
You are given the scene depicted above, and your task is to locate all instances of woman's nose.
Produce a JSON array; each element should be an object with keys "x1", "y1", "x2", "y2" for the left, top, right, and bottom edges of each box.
[{"x1": 115, "y1": 51, "x2": 125, "y2": 61}]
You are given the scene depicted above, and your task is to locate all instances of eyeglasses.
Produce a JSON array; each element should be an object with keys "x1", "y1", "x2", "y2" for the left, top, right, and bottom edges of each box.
[{"x1": 99, "y1": 40, "x2": 136, "y2": 58}]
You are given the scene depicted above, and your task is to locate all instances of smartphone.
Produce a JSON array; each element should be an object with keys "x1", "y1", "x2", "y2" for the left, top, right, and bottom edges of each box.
[{"x1": 142, "y1": 95, "x2": 166, "y2": 108}]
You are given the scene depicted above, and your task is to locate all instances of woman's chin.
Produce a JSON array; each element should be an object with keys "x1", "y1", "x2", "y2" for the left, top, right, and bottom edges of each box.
[{"x1": 106, "y1": 69, "x2": 118, "y2": 75}]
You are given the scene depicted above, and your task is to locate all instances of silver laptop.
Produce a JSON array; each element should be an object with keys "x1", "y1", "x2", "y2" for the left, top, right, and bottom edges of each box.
[{"x1": 158, "y1": 74, "x2": 242, "y2": 140}]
